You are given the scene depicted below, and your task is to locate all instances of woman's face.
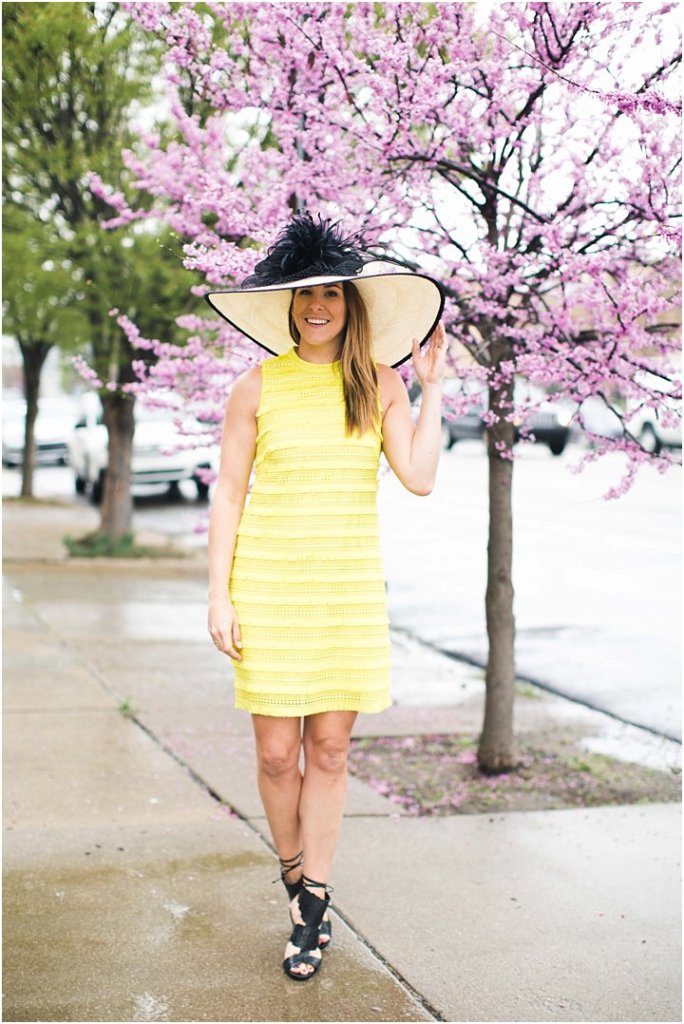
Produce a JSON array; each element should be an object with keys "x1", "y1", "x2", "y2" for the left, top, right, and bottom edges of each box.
[{"x1": 291, "y1": 284, "x2": 347, "y2": 350}]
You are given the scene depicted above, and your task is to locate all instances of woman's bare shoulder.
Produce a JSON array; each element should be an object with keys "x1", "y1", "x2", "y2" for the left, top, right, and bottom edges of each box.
[
  {"x1": 376, "y1": 362, "x2": 404, "y2": 384},
  {"x1": 376, "y1": 363, "x2": 407, "y2": 405},
  {"x1": 228, "y1": 364, "x2": 262, "y2": 413}
]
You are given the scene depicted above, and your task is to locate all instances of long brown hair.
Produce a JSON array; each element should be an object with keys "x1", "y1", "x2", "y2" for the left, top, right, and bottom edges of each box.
[{"x1": 288, "y1": 281, "x2": 380, "y2": 437}]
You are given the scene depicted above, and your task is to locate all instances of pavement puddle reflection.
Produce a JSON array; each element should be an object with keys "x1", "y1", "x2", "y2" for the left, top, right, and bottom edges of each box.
[
  {"x1": 161, "y1": 899, "x2": 190, "y2": 921},
  {"x1": 132, "y1": 991, "x2": 170, "y2": 1021}
]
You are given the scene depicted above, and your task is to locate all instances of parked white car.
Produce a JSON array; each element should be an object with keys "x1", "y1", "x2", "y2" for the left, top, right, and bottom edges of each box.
[
  {"x1": 626, "y1": 408, "x2": 681, "y2": 453},
  {"x1": 624, "y1": 370, "x2": 682, "y2": 455},
  {"x1": 438, "y1": 378, "x2": 573, "y2": 455},
  {"x1": 69, "y1": 395, "x2": 218, "y2": 503},
  {"x1": 2, "y1": 395, "x2": 80, "y2": 467}
]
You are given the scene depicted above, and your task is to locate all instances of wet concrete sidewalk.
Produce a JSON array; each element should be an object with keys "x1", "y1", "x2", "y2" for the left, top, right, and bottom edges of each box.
[{"x1": 2, "y1": 501, "x2": 682, "y2": 1022}]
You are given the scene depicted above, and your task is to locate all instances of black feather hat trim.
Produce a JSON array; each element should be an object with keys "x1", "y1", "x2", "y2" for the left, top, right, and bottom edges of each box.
[{"x1": 242, "y1": 212, "x2": 367, "y2": 287}]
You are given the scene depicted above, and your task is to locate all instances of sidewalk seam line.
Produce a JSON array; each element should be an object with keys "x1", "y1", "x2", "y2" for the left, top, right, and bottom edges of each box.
[
  {"x1": 127, "y1": 713, "x2": 444, "y2": 1022},
  {"x1": 392, "y1": 625, "x2": 682, "y2": 746},
  {"x1": 7, "y1": 555, "x2": 678, "y2": 744},
  {"x1": 9, "y1": 581, "x2": 442, "y2": 1021}
]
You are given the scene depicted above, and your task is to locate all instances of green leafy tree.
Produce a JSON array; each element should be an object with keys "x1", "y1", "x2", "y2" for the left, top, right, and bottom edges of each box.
[
  {"x1": 81, "y1": 228, "x2": 202, "y2": 542},
  {"x1": 2, "y1": 204, "x2": 90, "y2": 495},
  {"x1": 2, "y1": 1, "x2": 195, "y2": 537}
]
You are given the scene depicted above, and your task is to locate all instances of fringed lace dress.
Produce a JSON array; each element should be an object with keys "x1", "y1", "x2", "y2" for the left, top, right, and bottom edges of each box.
[{"x1": 228, "y1": 346, "x2": 392, "y2": 717}]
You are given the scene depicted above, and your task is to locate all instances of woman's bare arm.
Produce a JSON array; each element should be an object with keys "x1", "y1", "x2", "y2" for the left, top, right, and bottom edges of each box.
[
  {"x1": 378, "y1": 324, "x2": 446, "y2": 495},
  {"x1": 207, "y1": 366, "x2": 261, "y2": 660}
]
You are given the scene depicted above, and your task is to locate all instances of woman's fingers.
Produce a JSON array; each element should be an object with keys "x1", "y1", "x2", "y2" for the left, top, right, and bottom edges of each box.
[
  {"x1": 232, "y1": 619, "x2": 243, "y2": 656},
  {"x1": 411, "y1": 323, "x2": 446, "y2": 384},
  {"x1": 414, "y1": 324, "x2": 445, "y2": 362},
  {"x1": 428, "y1": 325, "x2": 446, "y2": 362},
  {"x1": 219, "y1": 622, "x2": 242, "y2": 660},
  {"x1": 430, "y1": 323, "x2": 446, "y2": 352},
  {"x1": 208, "y1": 613, "x2": 243, "y2": 661},
  {"x1": 217, "y1": 632, "x2": 242, "y2": 661},
  {"x1": 223, "y1": 639, "x2": 242, "y2": 661}
]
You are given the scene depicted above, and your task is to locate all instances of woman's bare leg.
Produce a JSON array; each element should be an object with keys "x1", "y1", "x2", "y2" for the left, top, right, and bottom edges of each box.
[
  {"x1": 299, "y1": 710, "x2": 357, "y2": 883},
  {"x1": 284, "y1": 710, "x2": 357, "y2": 977},
  {"x1": 254, "y1": 710, "x2": 356, "y2": 978},
  {"x1": 251, "y1": 715, "x2": 304, "y2": 865}
]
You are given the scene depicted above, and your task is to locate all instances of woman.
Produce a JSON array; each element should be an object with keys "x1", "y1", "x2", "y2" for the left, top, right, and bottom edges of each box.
[{"x1": 206, "y1": 213, "x2": 446, "y2": 981}]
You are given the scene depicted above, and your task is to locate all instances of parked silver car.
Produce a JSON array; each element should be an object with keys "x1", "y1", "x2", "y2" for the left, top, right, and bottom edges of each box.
[
  {"x1": 69, "y1": 394, "x2": 218, "y2": 503},
  {"x1": 440, "y1": 380, "x2": 573, "y2": 456},
  {"x1": 625, "y1": 370, "x2": 681, "y2": 454},
  {"x1": 576, "y1": 371, "x2": 681, "y2": 454},
  {"x1": 2, "y1": 396, "x2": 80, "y2": 467}
]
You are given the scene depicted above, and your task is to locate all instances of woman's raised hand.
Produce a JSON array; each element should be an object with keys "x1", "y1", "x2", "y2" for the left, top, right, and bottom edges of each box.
[
  {"x1": 208, "y1": 598, "x2": 243, "y2": 660},
  {"x1": 411, "y1": 322, "x2": 447, "y2": 386}
]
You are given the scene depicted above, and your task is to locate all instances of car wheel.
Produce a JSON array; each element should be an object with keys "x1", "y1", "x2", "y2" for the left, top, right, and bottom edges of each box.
[
  {"x1": 193, "y1": 464, "x2": 212, "y2": 500},
  {"x1": 90, "y1": 470, "x2": 106, "y2": 505},
  {"x1": 440, "y1": 422, "x2": 453, "y2": 450},
  {"x1": 549, "y1": 438, "x2": 566, "y2": 456},
  {"x1": 640, "y1": 423, "x2": 661, "y2": 454},
  {"x1": 75, "y1": 474, "x2": 86, "y2": 495}
]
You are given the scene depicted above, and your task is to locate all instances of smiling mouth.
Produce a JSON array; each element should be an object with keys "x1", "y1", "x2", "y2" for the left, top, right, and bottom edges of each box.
[{"x1": 305, "y1": 318, "x2": 330, "y2": 325}]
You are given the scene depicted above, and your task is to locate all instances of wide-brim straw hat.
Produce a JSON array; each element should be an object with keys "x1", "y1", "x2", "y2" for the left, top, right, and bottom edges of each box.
[
  {"x1": 206, "y1": 262, "x2": 444, "y2": 369},
  {"x1": 204, "y1": 214, "x2": 445, "y2": 368}
]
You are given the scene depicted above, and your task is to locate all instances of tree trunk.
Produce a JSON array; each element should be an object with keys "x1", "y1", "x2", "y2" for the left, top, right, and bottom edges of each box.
[
  {"x1": 478, "y1": 360, "x2": 517, "y2": 773},
  {"x1": 17, "y1": 339, "x2": 52, "y2": 498},
  {"x1": 98, "y1": 389, "x2": 136, "y2": 541}
]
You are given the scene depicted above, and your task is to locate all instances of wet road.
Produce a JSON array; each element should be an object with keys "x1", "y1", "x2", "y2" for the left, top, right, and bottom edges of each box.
[
  {"x1": 378, "y1": 441, "x2": 681, "y2": 741},
  {"x1": 4, "y1": 438, "x2": 681, "y2": 739},
  {"x1": 376, "y1": 444, "x2": 679, "y2": 741}
]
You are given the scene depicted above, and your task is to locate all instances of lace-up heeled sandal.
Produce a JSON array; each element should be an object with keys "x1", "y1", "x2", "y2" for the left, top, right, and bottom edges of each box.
[
  {"x1": 282, "y1": 875, "x2": 334, "y2": 981},
  {"x1": 273, "y1": 850, "x2": 304, "y2": 901},
  {"x1": 318, "y1": 911, "x2": 332, "y2": 950},
  {"x1": 273, "y1": 852, "x2": 331, "y2": 950}
]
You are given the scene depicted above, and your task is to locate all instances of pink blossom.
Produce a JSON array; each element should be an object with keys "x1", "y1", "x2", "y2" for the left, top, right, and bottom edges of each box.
[
  {"x1": 72, "y1": 355, "x2": 103, "y2": 390},
  {"x1": 82, "y1": 1, "x2": 681, "y2": 504}
]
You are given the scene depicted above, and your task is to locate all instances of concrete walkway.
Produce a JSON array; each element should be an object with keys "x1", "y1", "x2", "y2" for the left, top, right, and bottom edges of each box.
[{"x1": 2, "y1": 501, "x2": 681, "y2": 1022}]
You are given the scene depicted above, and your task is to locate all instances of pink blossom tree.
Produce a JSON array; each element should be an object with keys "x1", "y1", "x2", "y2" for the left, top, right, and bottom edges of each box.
[{"x1": 93, "y1": 1, "x2": 681, "y2": 771}]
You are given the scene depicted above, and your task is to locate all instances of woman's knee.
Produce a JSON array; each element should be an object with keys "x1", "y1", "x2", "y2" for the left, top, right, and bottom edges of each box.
[
  {"x1": 252, "y1": 716, "x2": 302, "y2": 779},
  {"x1": 305, "y1": 734, "x2": 350, "y2": 774},
  {"x1": 256, "y1": 741, "x2": 301, "y2": 779}
]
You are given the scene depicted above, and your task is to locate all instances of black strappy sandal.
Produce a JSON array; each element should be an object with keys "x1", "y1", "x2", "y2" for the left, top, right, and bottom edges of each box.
[
  {"x1": 319, "y1": 912, "x2": 332, "y2": 950},
  {"x1": 274, "y1": 850, "x2": 304, "y2": 901},
  {"x1": 282, "y1": 875, "x2": 333, "y2": 981},
  {"x1": 273, "y1": 852, "x2": 332, "y2": 950}
]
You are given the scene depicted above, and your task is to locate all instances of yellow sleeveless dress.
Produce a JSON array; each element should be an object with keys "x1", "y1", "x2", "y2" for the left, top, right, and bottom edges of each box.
[{"x1": 229, "y1": 346, "x2": 392, "y2": 717}]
